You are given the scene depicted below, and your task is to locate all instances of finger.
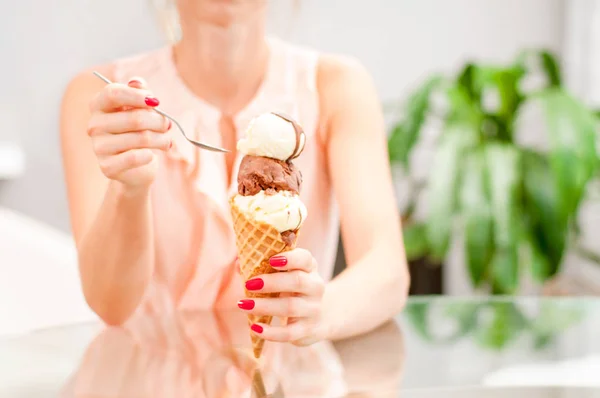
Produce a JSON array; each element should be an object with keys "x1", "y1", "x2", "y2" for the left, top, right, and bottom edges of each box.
[
  {"x1": 93, "y1": 131, "x2": 172, "y2": 155},
  {"x1": 90, "y1": 83, "x2": 159, "y2": 112},
  {"x1": 237, "y1": 296, "x2": 317, "y2": 318},
  {"x1": 127, "y1": 76, "x2": 148, "y2": 90},
  {"x1": 98, "y1": 149, "x2": 154, "y2": 179},
  {"x1": 268, "y1": 248, "x2": 316, "y2": 273},
  {"x1": 245, "y1": 270, "x2": 324, "y2": 297},
  {"x1": 250, "y1": 321, "x2": 318, "y2": 345},
  {"x1": 120, "y1": 78, "x2": 149, "y2": 112},
  {"x1": 88, "y1": 108, "x2": 170, "y2": 136}
]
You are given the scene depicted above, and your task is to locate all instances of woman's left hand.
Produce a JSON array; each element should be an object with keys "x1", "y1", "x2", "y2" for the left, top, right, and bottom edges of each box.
[{"x1": 237, "y1": 248, "x2": 327, "y2": 346}]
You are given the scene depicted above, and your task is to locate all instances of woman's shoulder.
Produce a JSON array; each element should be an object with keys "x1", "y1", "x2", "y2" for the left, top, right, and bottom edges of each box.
[
  {"x1": 61, "y1": 64, "x2": 110, "y2": 123},
  {"x1": 273, "y1": 37, "x2": 371, "y2": 83},
  {"x1": 273, "y1": 39, "x2": 375, "y2": 106},
  {"x1": 318, "y1": 52, "x2": 368, "y2": 75},
  {"x1": 316, "y1": 53, "x2": 378, "y2": 122}
]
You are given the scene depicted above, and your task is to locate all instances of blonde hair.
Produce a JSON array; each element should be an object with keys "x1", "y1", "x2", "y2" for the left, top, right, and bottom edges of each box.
[{"x1": 150, "y1": 0, "x2": 181, "y2": 43}]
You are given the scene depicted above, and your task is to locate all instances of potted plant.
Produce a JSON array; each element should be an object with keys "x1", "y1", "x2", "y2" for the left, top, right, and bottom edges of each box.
[{"x1": 388, "y1": 50, "x2": 599, "y2": 294}]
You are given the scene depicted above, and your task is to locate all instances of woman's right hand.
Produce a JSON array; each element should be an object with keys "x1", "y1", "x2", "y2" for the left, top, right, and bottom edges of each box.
[{"x1": 87, "y1": 77, "x2": 172, "y2": 191}]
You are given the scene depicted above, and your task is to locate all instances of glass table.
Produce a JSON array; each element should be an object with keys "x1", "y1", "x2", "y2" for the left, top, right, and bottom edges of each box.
[{"x1": 1, "y1": 297, "x2": 600, "y2": 397}]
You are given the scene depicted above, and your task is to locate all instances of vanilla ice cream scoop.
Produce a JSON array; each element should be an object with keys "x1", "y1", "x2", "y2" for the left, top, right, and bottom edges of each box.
[
  {"x1": 233, "y1": 190, "x2": 307, "y2": 232},
  {"x1": 237, "y1": 112, "x2": 306, "y2": 161}
]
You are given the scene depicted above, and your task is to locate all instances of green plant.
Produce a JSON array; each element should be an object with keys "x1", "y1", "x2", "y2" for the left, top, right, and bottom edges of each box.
[
  {"x1": 404, "y1": 297, "x2": 586, "y2": 351},
  {"x1": 388, "y1": 50, "x2": 599, "y2": 293}
]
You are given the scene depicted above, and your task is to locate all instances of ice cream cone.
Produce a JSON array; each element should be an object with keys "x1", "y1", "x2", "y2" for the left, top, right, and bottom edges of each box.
[{"x1": 229, "y1": 197, "x2": 297, "y2": 358}]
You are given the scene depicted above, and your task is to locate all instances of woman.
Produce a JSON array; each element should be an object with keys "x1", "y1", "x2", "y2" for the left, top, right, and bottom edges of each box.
[{"x1": 60, "y1": 0, "x2": 409, "y2": 346}]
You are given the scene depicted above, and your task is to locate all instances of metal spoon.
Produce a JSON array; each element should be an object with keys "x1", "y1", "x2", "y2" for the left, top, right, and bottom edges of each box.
[{"x1": 92, "y1": 71, "x2": 229, "y2": 153}]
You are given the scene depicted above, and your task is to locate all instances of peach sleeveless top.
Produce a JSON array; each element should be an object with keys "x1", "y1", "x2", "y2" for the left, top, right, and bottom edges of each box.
[{"x1": 111, "y1": 37, "x2": 339, "y2": 315}]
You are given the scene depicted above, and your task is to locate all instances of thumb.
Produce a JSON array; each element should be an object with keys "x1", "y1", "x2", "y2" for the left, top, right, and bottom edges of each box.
[{"x1": 127, "y1": 76, "x2": 148, "y2": 90}]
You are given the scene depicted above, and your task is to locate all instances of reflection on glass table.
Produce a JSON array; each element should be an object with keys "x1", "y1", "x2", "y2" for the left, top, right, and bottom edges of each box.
[
  {"x1": 0, "y1": 309, "x2": 404, "y2": 397},
  {"x1": 1, "y1": 297, "x2": 600, "y2": 397},
  {"x1": 404, "y1": 387, "x2": 600, "y2": 398},
  {"x1": 400, "y1": 297, "x2": 600, "y2": 389}
]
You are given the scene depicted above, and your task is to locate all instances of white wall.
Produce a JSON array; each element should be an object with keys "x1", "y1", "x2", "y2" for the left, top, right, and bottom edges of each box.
[
  {"x1": 0, "y1": 0, "x2": 565, "y2": 233},
  {"x1": 273, "y1": 0, "x2": 565, "y2": 101},
  {"x1": 0, "y1": 0, "x2": 165, "y2": 231}
]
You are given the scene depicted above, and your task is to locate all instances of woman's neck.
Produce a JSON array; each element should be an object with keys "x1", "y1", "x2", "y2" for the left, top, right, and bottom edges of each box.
[{"x1": 173, "y1": 12, "x2": 269, "y2": 116}]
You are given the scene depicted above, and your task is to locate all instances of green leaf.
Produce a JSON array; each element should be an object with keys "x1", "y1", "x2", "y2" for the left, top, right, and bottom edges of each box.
[
  {"x1": 477, "y1": 67, "x2": 521, "y2": 121},
  {"x1": 530, "y1": 301, "x2": 585, "y2": 349},
  {"x1": 387, "y1": 124, "x2": 407, "y2": 164},
  {"x1": 490, "y1": 247, "x2": 519, "y2": 294},
  {"x1": 484, "y1": 143, "x2": 521, "y2": 293},
  {"x1": 388, "y1": 76, "x2": 443, "y2": 168},
  {"x1": 404, "y1": 302, "x2": 432, "y2": 341},
  {"x1": 531, "y1": 301, "x2": 586, "y2": 335},
  {"x1": 536, "y1": 89, "x2": 598, "y2": 214},
  {"x1": 540, "y1": 51, "x2": 561, "y2": 87},
  {"x1": 402, "y1": 223, "x2": 429, "y2": 260},
  {"x1": 532, "y1": 91, "x2": 600, "y2": 266},
  {"x1": 526, "y1": 233, "x2": 553, "y2": 282},
  {"x1": 514, "y1": 50, "x2": 562, "y2": 88},
  {"x1": 457, "y1": 63, "x2": 478, "y2": 101},
  {"x1": 533, "y1": 333, "x2": 554, "y2": 350},
  {"x1": 485, "y1": 143, "x2": 522, "y2": 248},
  {"x1": 426, "y1": 124, "x2": 478, "y2": 260},
  {"x1": 522, "y1": 151, "x2": 567, "y2": 276},
  {"x1": 459, "y1": 148, "x2": 493, "y2": 287},
  {"x1": 442, "y1": 302, "x2": 483, "y2": 341},
  {"x1": 445, "y1": 84, "x2": 482, "y2": 126},
  {"x1": 475, "y1": 302, "x2": 526, "y2": 350}
]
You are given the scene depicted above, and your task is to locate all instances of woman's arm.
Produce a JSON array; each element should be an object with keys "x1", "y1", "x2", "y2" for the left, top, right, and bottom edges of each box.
[
  {"x1": 318, "y1": 55, "x2": 410, "y2": 340},
  {"x1": 60, "y1": 69, "x2": 169, "y2": 325}
]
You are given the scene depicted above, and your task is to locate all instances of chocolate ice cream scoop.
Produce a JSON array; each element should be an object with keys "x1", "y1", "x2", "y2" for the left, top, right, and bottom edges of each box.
[
  {"x1": 280, "y1": 230, "x2": 297, "y2": 246},
  {"x1": 237, "y1": 155, "x2": 302, "y2": 196}
]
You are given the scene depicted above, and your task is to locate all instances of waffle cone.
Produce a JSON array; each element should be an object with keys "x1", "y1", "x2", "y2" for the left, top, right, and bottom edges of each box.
[{"x1": 229, "y1": 197, "x2": 297, "y2": 358}]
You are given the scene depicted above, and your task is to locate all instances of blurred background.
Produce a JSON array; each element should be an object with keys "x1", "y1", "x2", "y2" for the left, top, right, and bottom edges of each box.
[{"x1": 2, "y1": 0, "x2": 600, "y2": 332}]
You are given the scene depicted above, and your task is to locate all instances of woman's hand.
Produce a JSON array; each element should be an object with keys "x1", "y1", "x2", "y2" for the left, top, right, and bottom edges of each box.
[
  {"x1": 237, "y1": 248, "x2": 327, "y2": 346},
  {"x1": 87, "y1": 77, "x2": 172, "y2": 191}
]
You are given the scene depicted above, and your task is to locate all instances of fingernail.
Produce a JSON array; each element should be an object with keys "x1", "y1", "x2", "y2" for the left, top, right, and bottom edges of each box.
[
  {"x1": 237, "y1": 299, "x2": 255, "y2": 310},
  {"x1": 269, "y1": 256, "x2": 287, "y2": 267},
  {"x1": 167, "y1": 120, "x2": 172, "y2": 130},
  {"x1": 245, "y1": 278, "x2": 264, "y2": 291},
  {"x1": 168, "y1": 140, "x2": 173, "y2": 149},
  {"x1": 145, "y1": 97, "x2": 160, "y2": 107},
  {"x1": 251, "y1": 324, "x2": 263, "y2": 334},
  {"x1": 128, "y1": 79, "x2": 142, "y2": 86}
]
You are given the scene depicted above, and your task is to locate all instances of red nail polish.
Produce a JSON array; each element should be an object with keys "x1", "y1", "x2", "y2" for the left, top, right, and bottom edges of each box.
[
  {"x1": 251, "y1": 324, "x2": 263, "y2": 334},
  {"x1": 145, "y1": 97, "x2": 160, "y2": 107},
  {"x1": 167, "y1": 120, "x2": 172, "y2": 130},
  {"x1": 238, "y1": 299, "x2": 255, "y2": 310},
  {"x1": 269, "y1": 256, "x2": 287, "y2": 267},
  {"x1": 168, "y1": 140, "x2": 173, "y2": 149},
  {"x1": 245, "y1": 278, "x2": 264, "y2": 291},
  {"x1": 128, "y1": 79, "x2": 142, "y2": 86}
]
